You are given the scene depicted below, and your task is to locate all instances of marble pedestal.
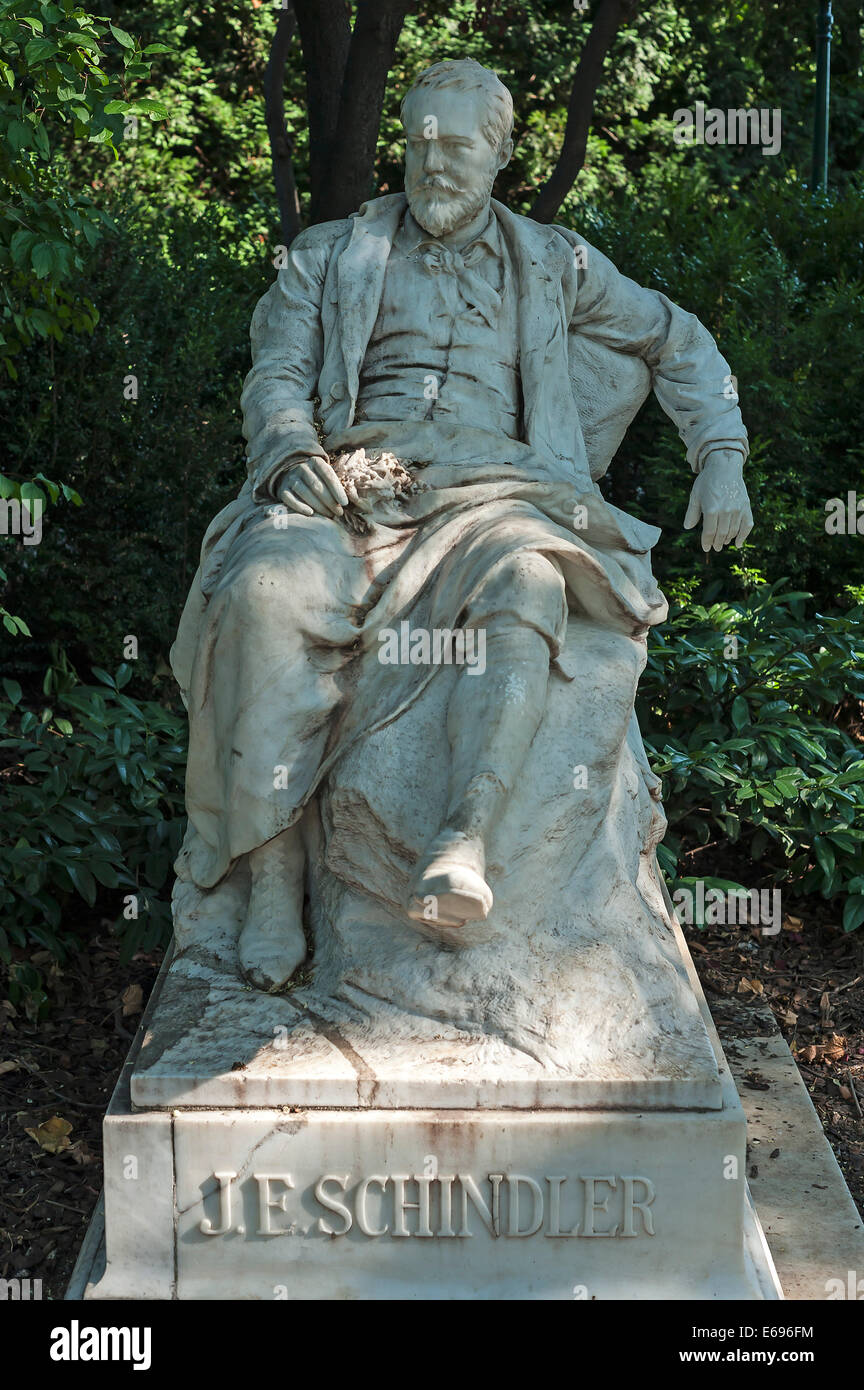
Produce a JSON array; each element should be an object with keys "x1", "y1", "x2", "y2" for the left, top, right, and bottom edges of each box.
[{"x1": 84, "y1": 906, "x2": 781, "y2": 1301}]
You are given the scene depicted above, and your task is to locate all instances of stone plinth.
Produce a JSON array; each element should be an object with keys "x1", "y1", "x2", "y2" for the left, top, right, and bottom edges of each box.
[{"x1": 84, "y1": 906, "x2": 781, "y2": 1301}]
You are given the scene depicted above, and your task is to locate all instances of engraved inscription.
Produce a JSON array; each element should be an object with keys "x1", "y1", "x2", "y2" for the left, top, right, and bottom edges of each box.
[{"x1": 197, "y1": 1171, "x2": 656, "y2": 1239}]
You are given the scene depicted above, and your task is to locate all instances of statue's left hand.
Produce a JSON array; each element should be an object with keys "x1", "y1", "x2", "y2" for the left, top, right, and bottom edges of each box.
[{"x1": 684, "y1": 449, "x2": 754, "y2": 552}]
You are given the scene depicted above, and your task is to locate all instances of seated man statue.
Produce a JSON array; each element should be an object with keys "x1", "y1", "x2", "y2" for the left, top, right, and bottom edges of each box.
[{"x1": 170, "y1": 58, "x2": 752, "y2": 993}]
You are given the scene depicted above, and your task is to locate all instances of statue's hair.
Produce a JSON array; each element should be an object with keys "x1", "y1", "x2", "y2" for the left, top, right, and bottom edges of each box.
[{"x1": 401, "y1": 58, "x2": 514, "y2": 152}]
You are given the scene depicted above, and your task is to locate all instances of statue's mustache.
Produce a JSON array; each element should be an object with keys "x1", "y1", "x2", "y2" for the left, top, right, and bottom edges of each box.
[{"x1": 410, "y1": 175, "x2": 464, "y2": 196}]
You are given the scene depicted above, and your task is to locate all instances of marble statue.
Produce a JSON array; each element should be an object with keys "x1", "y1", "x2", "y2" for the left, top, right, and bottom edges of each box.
[
  {"x1": 80, "y1": 57, "x2": 784, "y2": 1306},
  {"x1": 169, "y1": 57, "x2": 753, "y2": 1032}
]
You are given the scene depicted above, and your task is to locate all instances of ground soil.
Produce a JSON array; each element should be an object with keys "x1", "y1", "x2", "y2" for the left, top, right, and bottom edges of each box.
[{"x1": 1, "y1": 895, "x2": 862, "y2": 1301}]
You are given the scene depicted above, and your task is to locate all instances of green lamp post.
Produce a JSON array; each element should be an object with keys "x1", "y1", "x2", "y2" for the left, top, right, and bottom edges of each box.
[{"x1": 812, "y1": 0, "x2": 833, "y2": 192}]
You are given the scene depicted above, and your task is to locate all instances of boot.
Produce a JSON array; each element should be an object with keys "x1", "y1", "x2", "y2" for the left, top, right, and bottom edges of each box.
[{"x1": 407, "y1": 627, "x2": 551, "y2": 928}]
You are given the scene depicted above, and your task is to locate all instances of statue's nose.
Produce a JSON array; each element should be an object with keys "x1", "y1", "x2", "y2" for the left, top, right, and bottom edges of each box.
[{"x1": 423, "y1": 140, "x2": 444, "y2": 172}]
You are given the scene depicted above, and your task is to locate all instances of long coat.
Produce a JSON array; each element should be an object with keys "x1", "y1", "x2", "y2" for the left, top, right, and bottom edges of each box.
[
  {"x1": 240, "y1": 192, "x2": 747, "y2": 505},
  {"x1": 170, "y1": 194, "x2": 748, "y2": 888}
]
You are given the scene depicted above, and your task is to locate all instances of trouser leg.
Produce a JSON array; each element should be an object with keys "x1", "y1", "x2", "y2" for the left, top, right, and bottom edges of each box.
[
  {"x1": 445, "y1": 623, "x2": 551, "y2": 842},
  {"x1": 408, "y1": 549, "x2": 566, "y2": 927}
]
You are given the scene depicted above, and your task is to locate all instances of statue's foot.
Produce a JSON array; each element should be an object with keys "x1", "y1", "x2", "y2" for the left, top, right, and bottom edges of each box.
[
  {"x1": 238, "y1": 837, "x2": 307, "y2": 991},
  {"x1": 407, "y1": 829, "x2": 493, "y2": 928}
]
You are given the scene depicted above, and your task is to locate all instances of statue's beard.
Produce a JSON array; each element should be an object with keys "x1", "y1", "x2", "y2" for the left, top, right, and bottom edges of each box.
[{"x1": 407, "y1": 170, "x2": 496, "y2": 238}]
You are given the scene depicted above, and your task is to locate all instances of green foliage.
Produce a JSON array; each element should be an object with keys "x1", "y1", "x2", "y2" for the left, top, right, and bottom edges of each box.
[
  {"x1": 640, "y1": 581, "x2": 864, "y2": 930},
  {"x1": 0, "y1": 469, "x2": 81, "y2": 637},
  {"x1": 0, "y1": 205, "x2": 259, "y2": 680},
  {"x1": 0, "y1": 1, "x2": 164, "y2": 375},
  {"x1": 0, "y1": 657, "x2": 186, "y2": 1010},
  {"x1": 588, "y1": 177, "x2": 864, "y2": 610}
]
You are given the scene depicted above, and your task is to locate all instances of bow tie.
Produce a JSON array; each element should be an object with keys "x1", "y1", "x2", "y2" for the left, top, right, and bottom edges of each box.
[{"x1": 415, "y1": 239, "x2": 503, "y2": 328}]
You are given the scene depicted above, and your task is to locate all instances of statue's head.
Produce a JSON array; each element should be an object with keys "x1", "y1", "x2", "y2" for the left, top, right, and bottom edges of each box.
[{"x1": 401, "y1": 58, "x2": 514, "y2": 238}]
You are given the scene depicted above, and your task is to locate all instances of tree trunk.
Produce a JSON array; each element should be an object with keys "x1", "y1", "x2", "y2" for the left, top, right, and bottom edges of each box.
[
  {"x1": 530, "y1": 0, "x2": 641, "y2": 224},
  {"x1": 314, "y1": 0, "x2": 415, "y2": 222},
  {"x1": 292, "y1": 0, "x2": 353, "y2": 222},
  {"x1": 264, "y1": 5, "x2": 301, "y2": 246}
]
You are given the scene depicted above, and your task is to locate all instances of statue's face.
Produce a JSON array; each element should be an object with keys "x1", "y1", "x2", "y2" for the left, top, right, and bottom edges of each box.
[{"x1": 403, "y1": 86, "x2": 507, "y2": 237}]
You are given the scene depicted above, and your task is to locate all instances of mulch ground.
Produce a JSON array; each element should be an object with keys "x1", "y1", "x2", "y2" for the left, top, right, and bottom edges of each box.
[{"x1": 1, "y1": 900, "x2": 862, "y2": 1301}]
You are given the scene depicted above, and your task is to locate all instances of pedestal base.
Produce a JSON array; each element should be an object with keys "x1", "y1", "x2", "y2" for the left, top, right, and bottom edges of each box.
[{"x1": 81, "y1": 912, "x2": 782, "y2": 1300}]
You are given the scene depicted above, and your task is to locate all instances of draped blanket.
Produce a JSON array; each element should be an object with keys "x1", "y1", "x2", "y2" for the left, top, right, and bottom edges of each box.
[{"x1": 170, "y1": 423, "x2": 667, "y2": 891}]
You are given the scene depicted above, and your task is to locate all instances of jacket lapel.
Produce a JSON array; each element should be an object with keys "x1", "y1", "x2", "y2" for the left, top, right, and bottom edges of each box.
[
  {"x1": 336, "y1": 194, "x2": 407, "y2": 414},
  {"x1": 492, "y1": 199, "x2": 588, "y2": 478}
]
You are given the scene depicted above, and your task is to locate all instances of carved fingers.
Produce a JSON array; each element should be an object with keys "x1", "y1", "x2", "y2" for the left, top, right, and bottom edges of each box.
[
  {"x1": 278, "y1": 458, "x2": 350, "y2": 519},
  {"x1": 684, "y1": 453, "x2": 754, "y2": 552}
]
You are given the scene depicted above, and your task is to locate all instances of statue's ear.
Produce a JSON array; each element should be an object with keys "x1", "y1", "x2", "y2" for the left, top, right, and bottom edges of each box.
[{"x1": 498, "y1": 137, "x2": 514, "y2": 171}]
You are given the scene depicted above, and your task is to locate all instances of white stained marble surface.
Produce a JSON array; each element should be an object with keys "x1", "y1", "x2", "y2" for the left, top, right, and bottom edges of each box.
[
  {"x1": 133, "y1": 617, "x2": 724, "y2": 1112},
  {"x1": 85, "y1": 861, "x2": 782, "y2": 1302},
  {"x1": 120, "y1": 1097, "x2": 770, "y2": 1301}
]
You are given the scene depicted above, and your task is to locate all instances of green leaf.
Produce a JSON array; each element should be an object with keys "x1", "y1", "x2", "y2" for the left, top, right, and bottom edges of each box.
[
  {"x1": 25, "y1": 36, "x2": 57, "y2": 64},
  {"x1": 108, "y1": 22, "x2": 134, "y2": 48},
  {"x1": 135, "y1": 98, "x2": 169, "y2": 119},
  {"x1": 813, "y1": 836, "x2": 836, "y2": 878},
  {"x1": 8, "y1": 118, "x2": 31, "y2": 150},
  {"x1": 65, "y1": 862, "x2": 96, "y2": 905},
  {"x1": 2, "y1": 678, "x2": 22, "y2": 704},
  {"x1": 842, "y1": 895, "x2": 864, "y2": 933},
  {"x1": 31, "y1": 243, "x2": 54, "y2": 280},
  {"x1": 731, "y1": 696, "x2": 750, "y2": 731},
  {"x1": 33, "y1": 473, "x2": 59, "y2": 504}
]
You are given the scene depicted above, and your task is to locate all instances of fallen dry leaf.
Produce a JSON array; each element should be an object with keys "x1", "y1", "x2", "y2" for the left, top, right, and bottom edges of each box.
[
  {"x1": 737, "y1": 976, "x2": 764, "y2": 997},
  {"x1": 0, "y1": 1059, "x2": 19, "y2": 1077},
  {"x1": 800, "y1": 1033, "x2": 847, "y2": 1065},
  {"x1": 121, "y1": 983, "x2": 143, "y2": 1017},
  {"x1": 823, "y1": 1033, "x2": 847, "y2": 1062},
  {"x1": 68, "y1": 1139, "x2": 97, "y2": 1166},
  {"x1": 25, "y1": 1115, "x2": 72, "y2": 1154}
]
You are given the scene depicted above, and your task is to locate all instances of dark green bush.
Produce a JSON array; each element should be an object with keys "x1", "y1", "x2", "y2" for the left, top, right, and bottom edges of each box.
[
  {"x1": 590, "y1": 177, "x2": 864, "y2": 612},
  {"x1": 0, "y1": 658, "x2": 186, "y2": 1011},
  {"x1": 639, "y1": 580, "x2": 864, "y2": 930}
]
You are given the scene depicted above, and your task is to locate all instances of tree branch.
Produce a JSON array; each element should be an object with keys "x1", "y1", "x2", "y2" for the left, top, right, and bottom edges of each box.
[
  {"x1": 264, "y1": 4, "x2": 301, "y2": 246},
  {"x1": 530, "y1": 0, "x2": 641, "y2": 224}
]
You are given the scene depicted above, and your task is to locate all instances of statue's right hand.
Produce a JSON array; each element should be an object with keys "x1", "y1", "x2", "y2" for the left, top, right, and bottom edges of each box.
[{"x1": 277, "y1": 457, "x2": 349, "y2": 519}]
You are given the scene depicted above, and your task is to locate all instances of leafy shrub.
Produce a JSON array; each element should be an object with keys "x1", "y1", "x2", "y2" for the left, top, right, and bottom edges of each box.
[
  {"x1": 0, "y1": 658, "x2": 186, "y2": 1009},
  {"x1": 640, "y1": 580, "x2": 864, "y2": 931},
  {"x1": 0, "y1": 203, "x2": 261, "y2": 686},
  {"x1": 589, "y1": 177, "x2": 864, "y2": 614},
  {"x1": 0, "y1": 0, "x2": 165, "y2": 374}
]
